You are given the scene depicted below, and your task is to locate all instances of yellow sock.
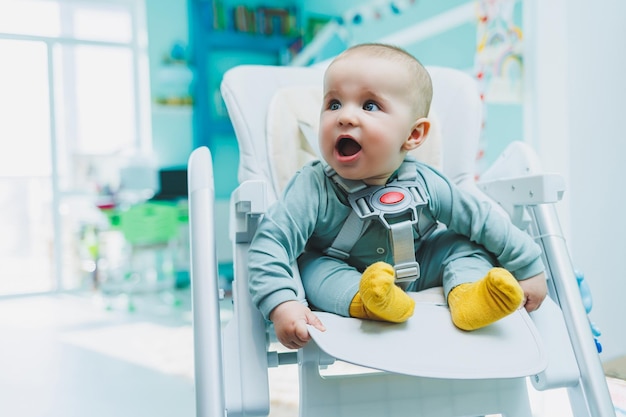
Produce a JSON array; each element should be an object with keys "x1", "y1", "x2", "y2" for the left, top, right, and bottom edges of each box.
[
  {"x1": 349, "y1": 262, "x2": 415, "y2": 323},
  {"x1": 448, "y1": 267, "x2": 523, "y2": 331}
]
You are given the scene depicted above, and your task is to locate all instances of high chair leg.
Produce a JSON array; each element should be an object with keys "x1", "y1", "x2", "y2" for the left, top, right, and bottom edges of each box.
[{"x1": 530, "y1": 204, "x2": 615, "y2": 416}]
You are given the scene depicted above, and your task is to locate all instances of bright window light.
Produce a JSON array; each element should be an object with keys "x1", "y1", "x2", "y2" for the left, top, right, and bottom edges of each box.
[
  {"x1": 73, "y1": 6, "x2": 133, "y2": 43},
  {"x1": 0, "y1": 39, "x2": 52, "y2": 177},
  {"x1": 0, "y1": 1, "x2": 61, "y2": 37},
  {"x1": 72, "y1": 45, "x2": 136, "y2": 154},
  {"x1": 0, "y1": 0, "x2": 151, "y2": 295}
]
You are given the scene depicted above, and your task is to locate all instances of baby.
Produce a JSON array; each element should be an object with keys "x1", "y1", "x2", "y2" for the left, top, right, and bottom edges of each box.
[{"x1": 248, "y1": 43, "x2": 547, "y2": 349}]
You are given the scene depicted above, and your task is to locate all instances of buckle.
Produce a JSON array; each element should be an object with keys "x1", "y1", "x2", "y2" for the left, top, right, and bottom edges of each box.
[
  {"x1": 394, "y1": 261, "x2": 420, "y2": 283},
  {"x1": 348, "y1": 183, "x2": 427, "y2": 230}
]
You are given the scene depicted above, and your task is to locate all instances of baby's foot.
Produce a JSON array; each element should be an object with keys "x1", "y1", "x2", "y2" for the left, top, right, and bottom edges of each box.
[
  {"x1": 349, "y1": 262, "x2": 415, "y2": 322},
  {"x1": 448, "y1": 267, "x2": 523, "y2": 331}
]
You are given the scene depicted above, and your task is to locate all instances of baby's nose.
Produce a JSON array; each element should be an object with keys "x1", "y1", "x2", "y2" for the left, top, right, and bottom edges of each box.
[{"x1": 337, "y1": 106, "x2": 359, "y2": 126}]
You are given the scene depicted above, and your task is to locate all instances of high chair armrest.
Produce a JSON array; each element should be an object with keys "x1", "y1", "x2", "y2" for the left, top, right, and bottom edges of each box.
[
  {"x1": 477, "y1": 174, "x2": 565, "y2": 229},
  {"x1": 478, "y1": 173, "x2": 565, "y2": 207},
  {"x1": 231, "y1": 180, "x2": 267, "y2": 243}
]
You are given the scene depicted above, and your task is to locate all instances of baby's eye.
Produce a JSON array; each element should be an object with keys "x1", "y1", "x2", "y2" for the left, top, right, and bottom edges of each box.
[
  {"x1": 328, "y1": 100, "x2": 341, "y2": 111},
  {"x1": 363, "y1": 101, "x2": 380, "y2": 111}
]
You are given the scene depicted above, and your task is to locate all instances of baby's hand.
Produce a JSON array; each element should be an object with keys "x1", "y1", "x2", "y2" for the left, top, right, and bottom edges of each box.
[
  {"x1": 270, "y1": 300, "x2": 325, "y2": 349},
  {"x1": 519, "y1": 272, "x2": 548, "y2": 312}
]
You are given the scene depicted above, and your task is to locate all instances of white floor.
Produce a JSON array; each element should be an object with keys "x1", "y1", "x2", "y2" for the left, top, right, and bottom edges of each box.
[
  {"x1": 0, "y1": 291, "x2": 622, "y2": 417},
  {"x1": 0, "y1": 292, "x2": 196, "y2": 417}
]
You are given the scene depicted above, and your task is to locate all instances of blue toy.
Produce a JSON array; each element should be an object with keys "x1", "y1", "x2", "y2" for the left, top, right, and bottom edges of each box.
[{"x1": 576, "y1": 270, "x2": 603, "y2": 353}]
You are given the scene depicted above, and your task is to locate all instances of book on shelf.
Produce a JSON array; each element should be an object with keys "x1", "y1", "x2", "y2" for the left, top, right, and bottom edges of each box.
[{"x1": 211, "y1": 2, "x2": 300, "y2": 37}]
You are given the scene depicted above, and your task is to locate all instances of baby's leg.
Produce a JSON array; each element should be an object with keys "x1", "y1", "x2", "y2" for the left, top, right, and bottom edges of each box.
[
  {"x1": 298, "y1": 251, "x2": 361, "y2": 317},
  {"x1": 417, "y1": 230, "x2": 522, "y2": 331},
  {"x1": 299, "y1": 252, "x2": 414, "y2": 322}
]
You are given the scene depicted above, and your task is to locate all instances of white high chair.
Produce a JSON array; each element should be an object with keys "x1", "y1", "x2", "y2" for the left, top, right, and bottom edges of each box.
[{"x1": 187, "y1": 64, "x2": 616, "y2": 417}]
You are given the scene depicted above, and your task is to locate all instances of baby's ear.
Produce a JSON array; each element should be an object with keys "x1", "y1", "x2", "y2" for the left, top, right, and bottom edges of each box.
[{"x1": 404, "y1": 117, "x2": 431, "y2": 151}]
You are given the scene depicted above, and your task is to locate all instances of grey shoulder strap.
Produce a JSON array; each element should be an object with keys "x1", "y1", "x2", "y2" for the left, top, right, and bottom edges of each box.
[
  {"x1": 324, "y1": 210, "x2": 370, "y2": 260},
  {"x1": 323, "y1": 158, "x2": 424, "y2": 287},
  {"x1": 323, "y1": 164, "x2": 368, "y2": 194},
  {"x1": 323, "y1": 164, "x2": 370, "y2": 260}
]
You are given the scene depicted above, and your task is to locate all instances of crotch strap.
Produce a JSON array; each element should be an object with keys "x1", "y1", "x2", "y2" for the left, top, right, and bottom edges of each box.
[{"x1": 324, "y1": 161, "x2": 430, "y2": 287}]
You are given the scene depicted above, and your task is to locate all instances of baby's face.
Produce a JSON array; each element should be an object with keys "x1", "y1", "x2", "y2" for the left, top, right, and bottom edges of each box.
[{"x1": 319, "y1": 53, "x2": 419, "y2": 185}]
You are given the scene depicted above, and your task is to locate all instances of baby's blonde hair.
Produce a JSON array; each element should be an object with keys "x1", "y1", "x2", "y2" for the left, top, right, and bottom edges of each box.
[{"x1": 331, "y1": 43, "x2": 433, "y2": 118}]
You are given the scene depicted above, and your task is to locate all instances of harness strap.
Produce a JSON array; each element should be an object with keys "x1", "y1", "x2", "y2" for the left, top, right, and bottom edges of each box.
[
  {"x1": 324, "y1": 158, "x2": 427, "y2": 286},
  {"x1": 397, "y1": 159, "x2": 417, "y2": 181},
  {"x1": 323, "y1": 164, "x2": 368, "y2": 194},
  {"x1": 390, "y1": 221, "x2": 420, "y2": 289},
  {"x1": 324, "y1": 210, "x2": 370, "y2": 260}
]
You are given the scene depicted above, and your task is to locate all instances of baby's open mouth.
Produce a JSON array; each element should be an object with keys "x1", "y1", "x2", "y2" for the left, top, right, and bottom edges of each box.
[{"x1": 337, "y1": 137, "x2": 362, "y2": 156}]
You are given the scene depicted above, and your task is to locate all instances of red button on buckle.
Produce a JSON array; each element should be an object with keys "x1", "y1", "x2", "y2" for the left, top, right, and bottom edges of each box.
[{"x1": 379, "y1": 191, "x2": 404, "y2": 205}]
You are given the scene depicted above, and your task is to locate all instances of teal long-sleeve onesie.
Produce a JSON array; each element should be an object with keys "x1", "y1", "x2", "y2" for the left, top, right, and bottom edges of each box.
[{"x1": 248, "y1": 158, "x2": 544, "y2": 320}]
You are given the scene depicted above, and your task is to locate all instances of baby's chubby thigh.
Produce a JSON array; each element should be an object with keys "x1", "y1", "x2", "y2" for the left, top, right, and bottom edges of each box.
[
  {"x1": 411, "y1": 228, "x2": 497, "y2": 298},
  {"x1": 297, "y1": 251, "x2": 361, "y2": 317}
]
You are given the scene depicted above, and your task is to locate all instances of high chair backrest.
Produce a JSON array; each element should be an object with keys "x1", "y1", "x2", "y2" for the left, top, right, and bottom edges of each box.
[{"x1": 221, "y1": 64, "x2": 483, "y2": 204}]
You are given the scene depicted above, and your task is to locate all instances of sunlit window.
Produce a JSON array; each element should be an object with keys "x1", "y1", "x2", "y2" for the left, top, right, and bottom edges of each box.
[
  {"x1": 0, "y1": 0, "x2": 133, "y2": 42},
  {"x1": 0, "y1": 39, "x2": 52, "y2": 177},
  {"x1": 59, "y1": 44, "x2": 137, "y2": 155},
  {"x1": 73, "y1": 6, "x2": 133, "y2": 43},
  {"x1": 0, "y1": 1, "x2": 61, "y2": 38},
  {"x1": 0, "y1": 0, "x2": 150, "y2": 295}
]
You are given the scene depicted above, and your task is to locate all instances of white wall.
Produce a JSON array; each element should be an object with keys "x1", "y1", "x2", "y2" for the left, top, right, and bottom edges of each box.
[
  {"x1": 568, "y1": 0, "x2": 626, "y2": 362},
  {"x1": 526, "y1": 0, "x2": 626, "y2": 362}
]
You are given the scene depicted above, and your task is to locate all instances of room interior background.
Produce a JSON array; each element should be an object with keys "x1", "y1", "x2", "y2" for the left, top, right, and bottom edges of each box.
[{"x1": 0, "y1": 0, "x2": 624, "y2": 364}]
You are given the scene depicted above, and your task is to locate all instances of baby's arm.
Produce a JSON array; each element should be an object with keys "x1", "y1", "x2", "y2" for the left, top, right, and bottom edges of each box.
[
  {"x1": 518, "y1": 272, "x2": 548, "y2": 312},
  {"x1": 270, "y1": 300, "x2": 326, "y2": 349}
]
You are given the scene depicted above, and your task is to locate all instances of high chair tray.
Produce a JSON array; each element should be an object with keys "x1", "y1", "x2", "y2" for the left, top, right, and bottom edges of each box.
[{"x1": 308, "y1": 290, "x2": 547, "y2": 379}]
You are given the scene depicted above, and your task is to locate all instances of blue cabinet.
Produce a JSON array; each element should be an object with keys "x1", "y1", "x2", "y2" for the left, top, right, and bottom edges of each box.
[{"x1": 189, "y1": 0, "x2": 301, "y2": 151}]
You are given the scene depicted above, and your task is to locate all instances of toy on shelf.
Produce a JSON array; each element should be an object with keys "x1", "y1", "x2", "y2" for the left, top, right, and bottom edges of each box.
[{"x1": 155, "y1": 41, "x2": 194, "y2": 106}]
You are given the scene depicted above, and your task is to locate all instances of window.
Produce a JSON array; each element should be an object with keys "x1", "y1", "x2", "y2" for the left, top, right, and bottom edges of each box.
[{"x1": 0, "y1": 0, "x2": 151, "y2": 295}]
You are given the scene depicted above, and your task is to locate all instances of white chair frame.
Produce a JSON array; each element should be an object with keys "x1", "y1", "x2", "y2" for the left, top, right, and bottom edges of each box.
[{"x1": 187, "y1": 64, "x2": 615, "y2": 417}]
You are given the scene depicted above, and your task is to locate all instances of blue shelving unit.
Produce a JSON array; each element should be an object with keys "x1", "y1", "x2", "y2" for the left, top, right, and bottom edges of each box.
[{"x1": 189, "y1": 0, "x2": 301, "y2": 151}]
